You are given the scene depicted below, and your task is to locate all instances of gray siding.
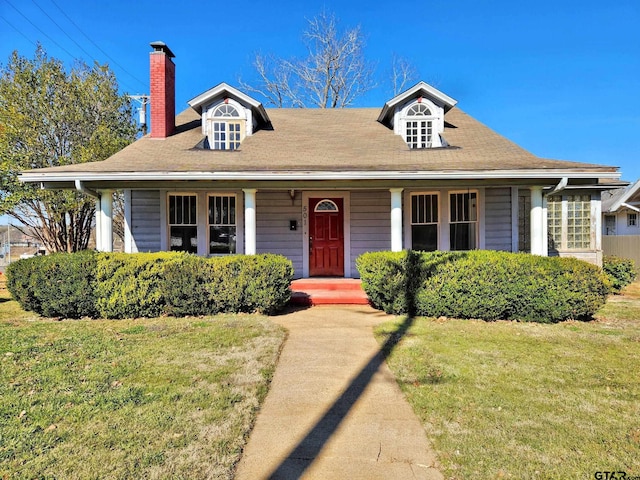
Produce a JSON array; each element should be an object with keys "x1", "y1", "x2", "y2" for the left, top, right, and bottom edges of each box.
[
  {"x1": 131, "y1": 190, "x2": 161, "y2": 252},
  {"x1": 256, "y1": 191, "x2": 304, "y2": 278},
  {"x1": 484, "y1": 187, "x2": 513, "y2": 251},
  {"x1": 350, "y1": 190, "x2": 391, "y2": 276}
]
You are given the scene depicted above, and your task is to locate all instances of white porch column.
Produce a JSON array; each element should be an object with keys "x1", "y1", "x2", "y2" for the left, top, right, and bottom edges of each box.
[
  {"x1": 390, "y1": 188, "x2": 404, "y2": 252},
  {"x1": 95, "y1": 197, "x2": 102, "y2": 251},
  {"x1": 243, "y1": 189, "x2": 257, "y2": 255},
  {"x1": 99, "y1": 190, "x2": 113, "y2": 253},
  {"x1": 530, "y1": 186, "x2": 545, "y2": 256}
]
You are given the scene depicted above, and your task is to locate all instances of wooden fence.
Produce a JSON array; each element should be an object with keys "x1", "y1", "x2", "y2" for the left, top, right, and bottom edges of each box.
[{"x1": 603, "y1": 235, "x2": 640, "y2": 265}]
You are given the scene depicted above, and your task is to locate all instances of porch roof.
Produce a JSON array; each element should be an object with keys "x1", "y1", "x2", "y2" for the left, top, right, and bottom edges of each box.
[{"x1": 20, "y1": 106, "x2": 618, "y2": 183}]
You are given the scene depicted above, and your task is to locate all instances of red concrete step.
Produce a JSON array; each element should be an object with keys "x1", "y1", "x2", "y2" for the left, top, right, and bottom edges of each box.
[
  {"x1": 290, "y1": 278, "x2": 364, "y2": 291},
  {"x1": 289, "y1": 279, "x2": 370, "y2": 306}
]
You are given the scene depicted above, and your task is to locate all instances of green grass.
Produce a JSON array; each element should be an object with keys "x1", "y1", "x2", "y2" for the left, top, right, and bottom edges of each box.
[
  {"x1": 0, "y1": 284, "x2": 285, "y2": 479},
  {"x1": 376, "y1": 282, "x2": 640, "y2": 480}
]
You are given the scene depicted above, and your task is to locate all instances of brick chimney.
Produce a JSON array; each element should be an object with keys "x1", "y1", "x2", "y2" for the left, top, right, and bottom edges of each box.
[{"x1": 149, "y1": 41, "x2": 175, "y2": 138}]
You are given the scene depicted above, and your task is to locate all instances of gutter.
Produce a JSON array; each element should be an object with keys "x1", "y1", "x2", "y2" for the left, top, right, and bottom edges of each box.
[{"x1": 21, "y1": 169, "x2": 622, "y2": 183}]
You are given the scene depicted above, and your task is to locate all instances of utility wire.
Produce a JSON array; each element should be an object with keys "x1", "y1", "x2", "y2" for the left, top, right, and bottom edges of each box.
[
  {"x1": 47, "y1": 0, "x2": 147, "y2": 89},
  {"x1": 30, "y1": 0, "x2": 99, "y2": 65},
  {"x1": 4, "y1": 0, "x2": 77, "y2": 62},
  {"x1": 0, "y1": 15, "x2": 39, "y2": 48}
]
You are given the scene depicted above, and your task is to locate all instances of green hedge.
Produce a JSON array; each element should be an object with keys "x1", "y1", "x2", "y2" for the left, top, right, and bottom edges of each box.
[
  {"x1": 357, "y1": 250, "x2": 611, "y2": 323},
  {"x1": 356, "y1": 250, "x2": 463, "y2": 314},
  {"x1": 602, "y1": 255, "x2": 637, "y2": 293},
  {"x1": 7, "y1": 252, "x2": 294, "y2": 319},
  {"x1": 6, "y1": 251, "x2": 98, "y2": 319}
]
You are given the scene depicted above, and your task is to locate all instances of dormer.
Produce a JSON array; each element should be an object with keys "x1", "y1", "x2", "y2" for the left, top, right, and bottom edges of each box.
[
  {"x1": 188, "y1": 83, "x2": 270, "y2": 150},
  {"x1": 378, "y1": 81, "x2": 457, "y2": 149}
]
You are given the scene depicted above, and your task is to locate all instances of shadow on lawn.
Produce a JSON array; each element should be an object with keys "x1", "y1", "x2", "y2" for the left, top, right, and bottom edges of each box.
[{"x1": 265, "y1": 314, "x2": 415, "y2": 479}]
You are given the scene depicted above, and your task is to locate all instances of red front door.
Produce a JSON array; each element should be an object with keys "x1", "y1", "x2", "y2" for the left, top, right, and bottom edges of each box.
[{"x1": 309, "y1": 198, "x2": 344, "y2": 277}]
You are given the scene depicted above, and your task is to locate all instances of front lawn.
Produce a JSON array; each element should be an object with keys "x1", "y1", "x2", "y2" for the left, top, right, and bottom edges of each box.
[
  {"x1": 0, "y1": 283, "x2": 285, "y2": 479},
  {"x1": 376, "y1": 282, "x2": 640, "y2": 479}
]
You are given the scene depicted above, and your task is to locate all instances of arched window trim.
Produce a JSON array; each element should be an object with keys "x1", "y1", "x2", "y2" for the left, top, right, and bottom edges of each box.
[
  {"x1": 314, "y1": 199, "x2": 339, "y2": 212},
  {"x1": 206, "y1": 98, "x2": 247, "y2": 120},
  {"x1": 400, "y1": 98, "x2": 440, "y2": 149},
  {"x1": 205, "y1": 99, "x2": 247, "y2": 151}
]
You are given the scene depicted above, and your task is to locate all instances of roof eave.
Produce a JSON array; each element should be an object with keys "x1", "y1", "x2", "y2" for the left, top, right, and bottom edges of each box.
[
  {"x1": 607, "y1": 178, "x2": 640, "y2": 212},
  {"x1": 19, "y1": 169, "x2": 621, "y2": 184}
]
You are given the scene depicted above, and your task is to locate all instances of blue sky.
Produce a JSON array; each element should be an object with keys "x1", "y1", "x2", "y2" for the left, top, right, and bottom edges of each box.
[{"x1": 1, "y1": 0, "x2": 639, "y2": 204}]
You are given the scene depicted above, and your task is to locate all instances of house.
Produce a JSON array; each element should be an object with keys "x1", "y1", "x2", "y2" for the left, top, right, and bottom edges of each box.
[
  {"x1": 602, "y1": 179, "x2": 640, "y2": 236},
  {"x1": 19, "y1": 42, "x2": 623, "y2": 277}
]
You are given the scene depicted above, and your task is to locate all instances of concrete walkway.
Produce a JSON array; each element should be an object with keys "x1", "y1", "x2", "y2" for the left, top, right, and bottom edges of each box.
[{"x1": 235, "y1": 305, "x2": 443, "y2": 480}]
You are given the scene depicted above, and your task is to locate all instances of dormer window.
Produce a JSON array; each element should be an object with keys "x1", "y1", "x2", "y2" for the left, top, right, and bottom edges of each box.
[
  {"x1": 210, "y1": 103, "x2": 244, "y2": 150},
  {"x1": 378, "y1": 82, "x2": 456, "y2": 150},
  {"x1": 405, "y1": 103, "x2": 434, "y2": 149}
]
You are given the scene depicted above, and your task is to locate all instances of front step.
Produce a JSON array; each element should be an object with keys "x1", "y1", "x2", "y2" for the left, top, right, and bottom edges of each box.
[{"x1": 290, "y1": 278, "x2": 370, "y2": 306}]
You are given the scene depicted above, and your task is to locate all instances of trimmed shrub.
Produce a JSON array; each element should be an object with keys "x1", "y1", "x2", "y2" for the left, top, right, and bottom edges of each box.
[
  {"x1": 416, "y1": 251, "x2": 610, "y2": 323},
  {"x1": 8, "y1": 251, "x2": 293, "y2": 319},
  {"x1": 6, "y1": 251, "x2": 98, "y2": 318},
  {"x1": 356, "y1": 250, "x2": 463, "y2": 314},
  {"x1": 356, "y1": 251, "x2": 410, "y2": 314},
  {"x1": 602, "y1": 255, "x2": 637, "y2": 293},
  {"x1": 357, "y1": 250, "x2": 611, "y2": 323},
  {"x1": 95, "y1": 252, "x2": 182, "y2": 319},
  {"x1": 238, "y1": 254, "x2": 294, "y2": 314}
]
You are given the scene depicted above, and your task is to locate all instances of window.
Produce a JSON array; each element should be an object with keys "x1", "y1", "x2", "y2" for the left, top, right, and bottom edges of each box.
[
  {"x1": 566, "y1": 195, "x2": 591, "y2": 249},
  {"x1": 208, "y1": 194, "x2": 236, "y2": 254},
  {"x1": 547, "y1": 194, "x2": 592, "y2": 250},
  {"x1": 518, "y1": 193, "x2": 531, "y2": 252},
  {"x1": 628, "y1": 213, "x2": 638, "y2": 227},
  {"x1": 411, "y1": 193, "x2": 439, "y2": 251},
  {"x1": 450, "y1": 192, "x2": 477, "y2": 250},
  {"x1": 404, "y1": 103, "x2": 434, "y2": 149},
  {"x1": 169, "y1": 194, "x2": 197, "y2": 253},
  {"x1": 547, "y1": 195, "x2": 562, "y2": 251},
  {"x1": 210, "y1": 104, "x2": 243, "y2": 150},
  {"x1": 314, "y1": 200, "x2": 338, "y2": 212}
]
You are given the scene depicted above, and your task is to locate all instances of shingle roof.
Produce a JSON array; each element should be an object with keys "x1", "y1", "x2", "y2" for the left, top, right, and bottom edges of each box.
[{"x1": 22, "y1": 106, "x2": 616, "y2": 176}]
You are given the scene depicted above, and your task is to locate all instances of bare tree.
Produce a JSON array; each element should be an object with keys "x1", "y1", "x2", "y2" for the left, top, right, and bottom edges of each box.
[
  {"x1": 0, "y1": 46, "x2": 136, "y2": 252},
  {"x1": 390, "y1": 54, "x2": 419, "y2": 96},
  {"x1": 241, "y1": 12, "x2": 376, "y2": 108}
]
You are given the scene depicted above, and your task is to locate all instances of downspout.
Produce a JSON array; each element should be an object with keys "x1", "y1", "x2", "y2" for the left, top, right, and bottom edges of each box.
[
  {"x1": 75, "y1": 180, "x2": 100, "y2": 199},
  {"x1": 547, "y1": 177, "x2": 568, "y2": 196}
]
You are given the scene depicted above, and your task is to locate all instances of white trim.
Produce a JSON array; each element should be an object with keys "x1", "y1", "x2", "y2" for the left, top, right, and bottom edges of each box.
[
  {"x1": 207, "y1": 192, "x2": 239, "y2": 255},
  {"x1": 390, "y1": 188, "x2": 404, "y2": 252},
  {"x1": 530, "y1": 186, "x2": 544, "y2": 255},
  {"x1": 18, "y1": 169, "x2": 622, "y2": 183},
  {"x1": 448, "y1": 189, "x2": 480, "y2": 251},
  {"x1": 99, "y1": 189, "x2": 113, "y2": 253},
  {"x1": 243, "y1": 189, "x2": 257, "y2": 255},
  {"x1": 405, "y1": 191, "x2": 441, "y2": 251},
  {"x1": 95, "y1": 197, "x2": 102, "y2": 251},
  {"x1": 301, "y1": 191, "x2": 351, "y2": 278},
  {"x1": 124, "y1": 189, "x2": 134, "y2": 253},
  {"x1": 622, "y1": 202, "x2": 640, "y2": 213}
]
